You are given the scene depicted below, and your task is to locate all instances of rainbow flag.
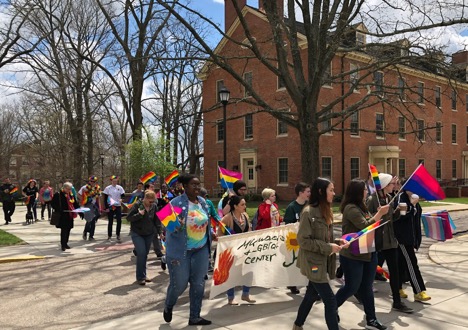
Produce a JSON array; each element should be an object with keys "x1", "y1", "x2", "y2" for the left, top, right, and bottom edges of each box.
[
  {"x1": 401, "y1": 164, "x2": 445, "y2": 201},
  {"x1": 342, "y1": 219, "x2": 386, "y2": 255},
  {"x1": 164, "y1": 170, "x2": 179, "y2": 187},
  {"x1": 156, "y1": 203, "x2": 182, "y2": 232},
  {"x1": 81, "y1": 192, "x2": 89, "y2": 206},
  {"x1": 218, "y1": 166, "x2": 242, "y2": 190},
  {"x1": 368, "y1": 164, "x2": 381, "y2": 191},
  {"x1": 9, "y1": 187, "x2": 18, "y2": 195},
  {"x1": 25, "y1": 196, "x2": 31, "y2": 205},
  {"x1": 140, "y1": 171, "x2": 156, "y2": 184},
  {"x1": 122, "y1": 195, "x2": 138, "y2": 209},
  {"x1": 218, "y1": 220, "x2": 233, "y2": 235}
]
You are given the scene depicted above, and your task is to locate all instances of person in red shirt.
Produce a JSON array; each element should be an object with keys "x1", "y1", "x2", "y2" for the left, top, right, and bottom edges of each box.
[{"x1": 256, "y1": 188, "x2": 281, "y2": 230}]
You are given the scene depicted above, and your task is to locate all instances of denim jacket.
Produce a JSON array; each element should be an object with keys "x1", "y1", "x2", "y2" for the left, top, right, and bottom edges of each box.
[{"x1": 165, "y1": 193, "x2": 212, "y2": 259}]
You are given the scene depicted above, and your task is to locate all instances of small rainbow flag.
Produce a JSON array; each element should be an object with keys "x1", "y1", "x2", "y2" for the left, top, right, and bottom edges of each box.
[
  {"x1": 218, "y1": 220, "x2": 233, "y2": 235},
  {"x1": 9, "y1": 187, "x2": 18, "y2": 195},
  {"x1": 81, "y1": 192, "x2": 89, "y2": 206},
  {"x1": 342, "y1": 219, "x2": 386, "y2": 255},
  {"x1": 156, "y1": 203, "x2": 182, "y2": 232},
  {"x1": 218, "y1": 166, "x2": 242, "y2": 190},
  {"x1": 123, "y1": 196, "x2": 139, "y2": 209},
  {"x1": 368, "y1": 164, "x2": 381, "y2": 191},
  {"x1": 140, "y1": 171, "x2": 156, "y2": 184},
  {"x1": 164, "y1": 170, "x2": 179, "y2": 187}
]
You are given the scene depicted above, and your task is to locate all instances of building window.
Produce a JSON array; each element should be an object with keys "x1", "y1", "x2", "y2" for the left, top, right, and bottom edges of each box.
[
  {"x1": 323, "y1": 62, "x2": 332, "y2": 86},
  {"x1": 435, "y1": 86, "x2": 441, "y2": 108},
  {"x1": 350, "y1": 158, "x2": 360, "y2": 179},
  {"x1": 350, "y1": 111, "x2": 359, "y2": 135},
  {"x1": 217, "y1": 160, "x2": 225, "y2": 181},
  {"x1": 466, "y1": 126, "x2": 468, "y2": 144},
  {"x1": 9, "y1": 157, "x2": 17, "y2": 166},
  {"x1": 436, "y1": 122, "x2": 442, "y2": 143},
  {"x1": 321, "y1": 108, "x2": 332, "y2": 134},
  {"x1": 243, "y1": 72, "x2": 252, "y2": 97},
  {"x1": 244, "y1": 114, "x2": 253, "y2": 139},
  {"x1": 356, "y1": 32, "x2": 366, "y2": 46},
  {"x1": 321, "y1": 157, "x2": 332, "y2": 178},
  {"x1": 398, "y1": 78, "x2": 405, "y2": 100},
  {"x1": 350, "y1": 63, "x2": 359, "y2": 92},
  {"x1": 278, "y1": 158, "x2": 288, "y2": 184},
  {"x1": 398, "y1": 117, "x2": 406, "y2": 139},
  {"x1": 277, "y1": 75, "x2": 286, "y2": 89},
  {"x1": 436, "y1": 160, "x2": 442, "y2": 179},
  {"x1": 398, "y1": 159, "x2": 406, "y2": 178},
  {"x1": 452, "y1": 124, "x2": 457, "y2": 144},
  {"x1": 451, "y1": 89, "x2": 457, "y2": 110},
  {"x1": 374, "y1": 71, "x2": 383, "y2": 95},
  {"x1": 452, "y1": 160, "x2": 457, "y2": 179},
  {"x1": 217, "y1": 120, "x2": 224, "y2": 142},
  {"x1": 417, "y1": 82, "x2": 424, "y2": 103},
  {"x1": 216, "y1": 80, "x2": 224, "y2": 103},
  {"x1": 277, "y1": 119, "x2": 288, "y2": 136},
  {"x1": 417, "y1": 119, "x2": 425, "y2": 141},
  {"x1": 418, "y1": 159, "x2": 425, "y2": 165},
  {"x1": 376, "y1": 113, "x2": 385, "y2": 138},
  {"x1": 466, "y1": 94, "x2": 468, "y2": 112}
]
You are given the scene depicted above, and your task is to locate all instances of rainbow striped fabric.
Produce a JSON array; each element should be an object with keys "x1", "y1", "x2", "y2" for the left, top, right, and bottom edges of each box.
[
  {"x1": 140, "y1": 171, "x2": 156, "y2": 184},
  {"x1": 342, "y1": 219, "x2": 385, "y2": 255},
  {"x1": 9, "y1": 187, "x2": 18, "y2": 195},
  {"x1": 164, "y1": 170, "x2": 179, "y2": 187},
  {"x1": 368, "y1": 164, "x2": 381, "y2": 191},
  {"x1": 218, "y1": 166, "x2": 242, "y2": 190}
]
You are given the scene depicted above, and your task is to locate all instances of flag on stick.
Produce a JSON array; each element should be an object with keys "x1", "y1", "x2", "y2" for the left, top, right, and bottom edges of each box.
[
  {"x1": 368, "y1": 164, "x2": 381, "y2": 191},
  {"x1": 401, "y1": 164, "x2": 445, "y2": 201},
  {"x1": 342, "y1": 219, "x2": 386, "y2": 255},
  {"x1": 156, "y1": 203, "x2": 182, "y2": 232},
  {"x1": 218, "y1": 166, "x2": 242, "y2": 190},
  {"x1": 140, "y1": 171, "x2": 157, "y2": 184},
  {"x1": 9, "y1": 187, "x2": 18, "y2": 195},
  {"x1": 164, "y1": 170, "x2": 179, "y2": 187}
]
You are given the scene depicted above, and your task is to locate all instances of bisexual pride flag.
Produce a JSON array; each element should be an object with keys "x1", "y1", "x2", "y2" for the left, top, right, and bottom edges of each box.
[
  {"x1": 156, "y1": 203, "x2": 182, "y2": 232},
  {"x1": 401, "y1": 164, "x2": 445, "y2": 201},
  {"x1": 218, "y1": 166, "x2": 242, "y2": 190},
  {"x1": 165, "y1": 170, "x2": 179, "y2": 187}
]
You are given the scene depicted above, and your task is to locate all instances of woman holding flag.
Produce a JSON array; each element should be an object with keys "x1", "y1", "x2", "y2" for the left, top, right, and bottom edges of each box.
[
  {"x1": 335, "y1": 179, "x2": 391, "y2": 330},
  {"x1": 163, "y1": 174, "x2": 213, "y2": 326}
]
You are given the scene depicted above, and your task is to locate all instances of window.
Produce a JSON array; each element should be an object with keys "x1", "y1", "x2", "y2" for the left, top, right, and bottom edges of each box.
[
  {"x1": 452, "y1": 124, "x2": 457, "y2": 144},
  {"x1": 374, "y1": 71, "x2": 383, "y2": 95},
  {"x1": 376, "y1": 113, "x2": 385, "y2": 138},
  {"x1": 398, "y1": 159, "x2": 406, "y2": 178},
  {"x1": 244, "y1": 114, "x2": 253, "y2": 139},
  {"x1": 278, "y1": 158, "x2": 288, "y2": 184},
  {"x1": 466, "y1": 126, "x2": 468, "y2": 144},
  {"x1": 356, "y1": 32, "x2": 366, "y2": 46},
  {"x1": 436, "y1": 122, "x2": 442, "y2": 143},
  {"x1": 277, "y1": 75, "x2": 286, "y2": 89},
  {"x1": 350, "y1": 111, "x2": 359, "y2": 135},
  {"x1": 9, "y1": 157, "x2": 16, "y2": 166},
  {"x1": 350, "y1": 63, "x2": 359, "y2": 92},
  {"x1": 417, "y1": 119, "x2": 425, "y2": 141},
  {"x1": 350, "y1": 158, "x2": 360, "y2": 179},
  {"x1": 436, "y1": 160, "x2": 442, "y2": 179},
  {"x1": 277, "y1": 119, "x2": 288, "y2": 136},
  {"x1": 466, "y1": 94, "x2": 468, "y2": 112},
  {"x1": 217, "y1": 160, "x2": 225, "y2": 181},
  {"x1": 216, "y1": 80, "x2": 224, "y2": 103},
  {"x1": 398, "y1": 78, "x2": 405, "y2": 100},
  {"x1": 418, "y1": 159, "x2": 425, "y2": 165},
  {"x1": 321, "y1": 108, "x2": 332, "y2": 134},
  {"x1": 398, "y1": 117, "x2": 406, "y2": 139},
  {"x1": 243, "y1": 72, "x2": 252, "y2": 97},
  {"x1": 417, "y1": 82, "x2": 424, "y2": 103},
  {"x1": 451, "y1": 89, "x2": 457, "y2": 110},
  {"x1": 321, "y1": 157, "x2": 332, "y2": 178},
  {"x1": 216, "y1": 119, "x2": 224, "y2": 142},
  {"x1": 452, "y1": 160, "x2": 457, "y2": 178},
  {"x1": 435, "y1": 86, "x2": 441, "y2": 107},
  {"x1": 323, "y1": 62, "x2": 332, "y2": 86}
]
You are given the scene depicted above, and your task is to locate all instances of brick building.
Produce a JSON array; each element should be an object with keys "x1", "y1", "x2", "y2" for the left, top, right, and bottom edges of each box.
[{"x1": 200, "y1": 1, "x2": 468, "y2": 200}]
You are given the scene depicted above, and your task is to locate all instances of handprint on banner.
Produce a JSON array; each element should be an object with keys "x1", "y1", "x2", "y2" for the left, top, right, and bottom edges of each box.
[{"x1": 213, "y1": 248, "x2": 235, "y2": 285}]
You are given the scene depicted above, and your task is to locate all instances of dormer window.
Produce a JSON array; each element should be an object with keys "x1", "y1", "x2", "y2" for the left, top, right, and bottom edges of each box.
[{"x1": 356, "y1": 32, "x2": 366, "y2": 47}]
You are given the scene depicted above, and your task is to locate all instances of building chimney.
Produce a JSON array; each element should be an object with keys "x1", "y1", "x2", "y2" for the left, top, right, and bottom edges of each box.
[
  {"x1": 225, "y1": 0, "x2": 247, "y2": 32},
  {"x1": 258, "y1": 0, "x2": 284, "y2": 18}
]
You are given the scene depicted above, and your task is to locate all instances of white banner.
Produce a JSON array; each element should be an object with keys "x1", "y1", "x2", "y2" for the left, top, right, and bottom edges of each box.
[{"x1": 210, "y1": 223, "x2": 308, "y2": 299}]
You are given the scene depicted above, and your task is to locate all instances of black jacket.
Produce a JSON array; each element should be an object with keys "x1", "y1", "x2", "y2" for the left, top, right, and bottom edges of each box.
[
  {"x1": 127, "y1": 201, "x2": 161, "y2": 236},
  {"x1": 393, "y1": 191, "x2": 423, "y2": 249},
  {"x1": 51, "y1": 191, "x2": 79, "y2": 229}
]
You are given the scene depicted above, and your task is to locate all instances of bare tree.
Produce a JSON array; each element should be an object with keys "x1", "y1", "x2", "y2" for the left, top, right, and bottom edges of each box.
[{"x1": 0, "y1": 104, "x2": 22, "y2": 177}]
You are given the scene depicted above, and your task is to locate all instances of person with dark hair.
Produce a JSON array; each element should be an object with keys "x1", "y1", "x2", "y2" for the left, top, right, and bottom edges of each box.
[
  {"x1": 393, "y1": 189, "x2": 431, "y2": 302},
  {"x1": 103, "y1": 175, "x2": 125, "y2": 242},
  {"x1": 218, "y1": 195, "x2": 255, "y2": 305},
  {"x1": 23, "y1": 179, "x2": 39, "y2": 222},
  {"x1": 367, "y1": 173, "x2": 414, "y2": 314},
  {"x1": 293, "y1": 178, "x2": 347, "y2": 330},
  {"x1": 221, "y1": 180, "x2": 247, "y2": 215},
  {"x1": 335, "y1": 179, "x2": 391, "y2": 330},
  {"x1": 1, "y1": 177, "x2": 17, "y2": 225},
  {"x1": 163, "y1": 174, "x2": 212, "y2": 326},
  {"x1": 132, "y1": 182, "x2": 145, "y2": 200},
  {"x1": 284, "y1": 182, "x2": 311, "y2": 294}
]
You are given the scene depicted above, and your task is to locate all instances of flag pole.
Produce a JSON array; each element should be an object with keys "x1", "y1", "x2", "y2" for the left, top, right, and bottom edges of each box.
[{"x1": 388, "y1": 163, "x2": 423, "y2": 206}]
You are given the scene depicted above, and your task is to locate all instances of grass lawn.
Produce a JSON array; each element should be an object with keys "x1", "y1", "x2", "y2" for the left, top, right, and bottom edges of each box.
[{"x1": 0, "y1": 229, "x2": 24, "y2": 246}]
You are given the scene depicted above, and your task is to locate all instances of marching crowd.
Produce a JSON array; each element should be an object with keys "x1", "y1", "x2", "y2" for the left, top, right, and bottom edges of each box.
[{"x1": 0, "y1": 171, "x2": 431, "y2": 329}]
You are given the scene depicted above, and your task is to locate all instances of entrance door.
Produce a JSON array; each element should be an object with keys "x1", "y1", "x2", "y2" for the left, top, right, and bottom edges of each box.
[{"x1": 243, "y1": 158, "x2": 255, "y2": 188}]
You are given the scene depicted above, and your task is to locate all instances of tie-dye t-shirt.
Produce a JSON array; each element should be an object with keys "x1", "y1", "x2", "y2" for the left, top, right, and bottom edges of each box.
[{"x1": 186, "y1": 201, "x2": 209, "y2": 250}]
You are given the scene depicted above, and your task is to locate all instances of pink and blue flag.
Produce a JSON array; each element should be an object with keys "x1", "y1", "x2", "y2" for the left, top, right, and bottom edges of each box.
[
  {"x1": 402, "y1": 164, "x2": 445, "y2": 201},
  {"x1": 218, "y1": 166, "x2": 242, "y2": 190},
  {"x1": 156, "y1": 203, "x2": 182, "y2": 232}
]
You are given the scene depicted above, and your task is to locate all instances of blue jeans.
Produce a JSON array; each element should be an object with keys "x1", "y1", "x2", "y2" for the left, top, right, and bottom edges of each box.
[
  {"x1": 107, "y1": 206, "x2": 122, "y2": 237},
  {"x1": 295, "y1": 281, "x2": 338, "y2": 330},
  {"x1": 335, "y1": 253, "x2": 378, "y2": 321},
  {"x1": 165, "y1": 245, "x2": 210, "y2": 320},
  {"x1": 131, "y1": 232, "x2": 153, "y2": 281},
  {"x1": 227, "y1": 286, "x2": 250, "y2": 300}
]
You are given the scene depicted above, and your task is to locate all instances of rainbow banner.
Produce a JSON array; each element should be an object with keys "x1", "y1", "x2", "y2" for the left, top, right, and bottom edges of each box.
[
  {"x1": 140, "y1": 171, "x2": 156, "y2": 184},
  {"x1": 9, "y1": 187, "x2": 18, "y2": 195},
  {"x1": 401, "y1": 164, "x2": 445, "y2": 201},
  {"x1": 156, "y1": 203, "x2": 182, "y2": 232},
  {"x1": 368, "y1": 164, "x2": 381, "y2": 191},
  {"x1": 342, "y1": 219, "x2": 387, "y2": 255},
  {"x1": 164, "y1": 170, "x2": 179, "y2": 187},
  {"x1": 218, "y1": 166, "x2": 242, "y2": 190}
]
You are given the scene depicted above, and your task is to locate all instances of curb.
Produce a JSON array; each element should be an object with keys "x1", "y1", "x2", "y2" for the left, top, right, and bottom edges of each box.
[
  {"x1": 0, "y1": 255, "x2": 46, "y2": 264},
  {"x1": 428, "y1": 234, "x2": 468, "y2": 266}
]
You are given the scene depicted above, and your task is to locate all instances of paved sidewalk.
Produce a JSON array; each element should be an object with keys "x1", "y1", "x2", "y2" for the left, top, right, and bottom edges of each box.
[{"x1": 1, "y1": 205, "x2": 468, "y2": 329}]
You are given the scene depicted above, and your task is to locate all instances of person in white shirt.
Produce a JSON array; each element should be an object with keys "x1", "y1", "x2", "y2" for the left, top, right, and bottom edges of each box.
[{"x1": 103, "y1": 175, "x2": 125, "y2": 241}]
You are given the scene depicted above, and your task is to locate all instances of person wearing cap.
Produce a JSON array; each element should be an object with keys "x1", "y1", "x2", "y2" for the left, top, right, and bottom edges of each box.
[
  {"x1": 0, "y1": 177, "x2": 17, "y2": 225},
  {"x1": 23, "y1": 179, "x2": 39, "y2": 222},
  {"x1": 103, "y1": 175, "x2": 125, "y2": 241},
  {"x1": 367, "y1": 173, "x2": 414, "y2": 314},
  {"x1": 78, "y1": 176, "x2": 102, "y2": 240}
]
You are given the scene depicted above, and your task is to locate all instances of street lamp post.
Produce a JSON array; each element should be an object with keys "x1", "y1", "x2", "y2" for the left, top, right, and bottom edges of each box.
[
  {"x1": 100, "y1": 153, "x2": 105, "y2": 182},
  {"x1": 219, "y1": 87, "x2": 230, "y2": 169}
]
